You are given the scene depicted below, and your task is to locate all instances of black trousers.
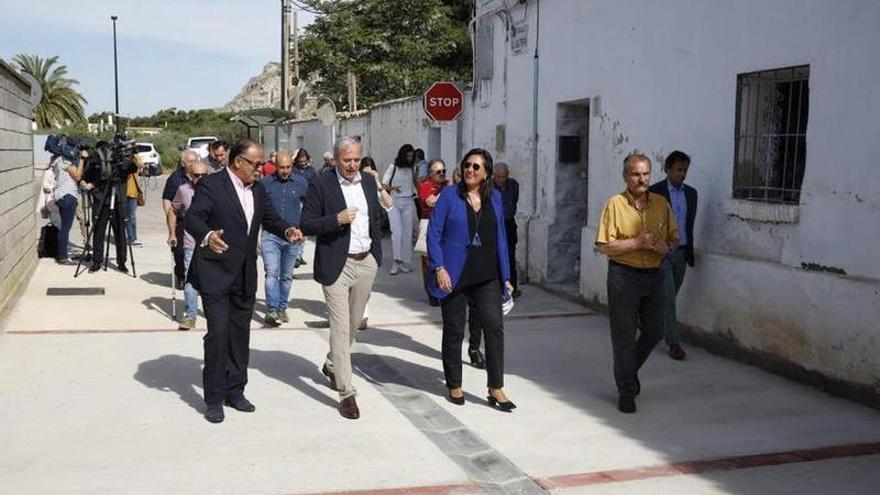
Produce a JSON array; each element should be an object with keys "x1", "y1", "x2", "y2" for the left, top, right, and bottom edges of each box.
[
  {"x1": 607, "y1": 262, "x2": 665, "y2": 397},
  {"x1": 441, "y1": 278, "x2": 505, "y2": 389},
  {"x1": 467, "y1": 298, "x2": 483, "y2": 350},
  {"x1": 91, "y1": 188, "x2": 127, "y2": 267},
  {"x1": 201, "y1": 269, "x2": 255, "y2": 406}
]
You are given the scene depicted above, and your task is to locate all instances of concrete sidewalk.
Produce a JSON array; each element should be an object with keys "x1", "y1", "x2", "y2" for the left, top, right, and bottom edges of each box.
[{"x1": 1, "y1": 183, "x2": 878, "y2": 494}]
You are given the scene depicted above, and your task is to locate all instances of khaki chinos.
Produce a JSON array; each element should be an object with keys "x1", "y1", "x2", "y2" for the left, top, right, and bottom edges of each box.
[{"x1": 322, "y1": 254, "x2": 378, "y2": 399}]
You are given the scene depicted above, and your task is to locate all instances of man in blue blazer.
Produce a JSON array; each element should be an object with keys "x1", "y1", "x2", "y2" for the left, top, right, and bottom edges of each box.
[
  {"x1": 649, "y1": 150, "x2": 698, "y2": 361},
  {"x1": 185, "y1": 139, "x2": 302, "y2": 423},
  {"x1": 300, "y1": 136, "x2": 383, "y2": 420}
]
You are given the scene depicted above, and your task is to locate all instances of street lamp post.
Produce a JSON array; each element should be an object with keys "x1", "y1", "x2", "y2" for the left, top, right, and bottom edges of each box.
[{"x1": 111, "y1": 15, "x2": 119, "y2": 116}]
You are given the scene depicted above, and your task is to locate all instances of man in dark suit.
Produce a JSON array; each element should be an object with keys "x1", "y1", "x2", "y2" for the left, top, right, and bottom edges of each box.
[
  {"x1": 300, "y1": 136, "x2": 383, "y2": 420},
  {"x1": 185, "y1": 139, "x2": 303, "y2": 423},
  {"x1": 649, "y1": 150, "x2": 697, "y2": 361}
]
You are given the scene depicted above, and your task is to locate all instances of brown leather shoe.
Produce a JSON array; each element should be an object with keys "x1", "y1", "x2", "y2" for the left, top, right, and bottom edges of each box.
[
  {"x1": 322, "y1": 363, "x2": 337, "y2": 390},
  {"x1": 339, "y1": 396, "x2": 360, "y2": 419}
]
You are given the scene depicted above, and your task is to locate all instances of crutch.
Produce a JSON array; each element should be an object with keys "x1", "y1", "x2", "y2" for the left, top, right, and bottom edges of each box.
[{"x1": 171, "y1": 251, "x2": 178, "y2": 321}]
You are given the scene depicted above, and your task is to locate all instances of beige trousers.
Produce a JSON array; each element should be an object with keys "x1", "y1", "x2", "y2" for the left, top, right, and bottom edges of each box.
[{"x1": 322, "y1": 254, "x2": 378, "y2": 398}]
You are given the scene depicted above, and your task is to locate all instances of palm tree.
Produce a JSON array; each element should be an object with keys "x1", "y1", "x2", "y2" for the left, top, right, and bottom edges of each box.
[{"x1": 13, "y1": 54, "x2": 87, "y2": 129}]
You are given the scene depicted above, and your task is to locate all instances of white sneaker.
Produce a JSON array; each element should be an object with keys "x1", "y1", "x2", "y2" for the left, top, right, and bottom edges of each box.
[
  {"x1": 390, "y1": 261, "x2": 400, "y2": 275},
  {"x1": 399, "y1": 262, "x2": 413, "y2": 273}
]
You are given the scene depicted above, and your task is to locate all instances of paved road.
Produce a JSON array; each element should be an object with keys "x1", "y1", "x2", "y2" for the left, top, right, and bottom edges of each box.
[{"x1": 1, "y1": 179, "x2": 878, "y2": 494}]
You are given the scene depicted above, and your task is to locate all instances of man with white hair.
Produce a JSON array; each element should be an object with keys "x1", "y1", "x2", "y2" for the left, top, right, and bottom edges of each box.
[
  {"x1": 301, "y1": 136, "x2": 383, "y2": 420},
  {"x1": 320, "y1": 150, "x2": 335, "y2": 174},
  {"x1": 163, "y1": 149, "x2": 200, "y2": 288}
]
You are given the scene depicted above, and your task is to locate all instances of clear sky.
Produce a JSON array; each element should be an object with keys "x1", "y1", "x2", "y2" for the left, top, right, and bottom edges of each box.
[{"x1": 0, "y1": 0, "x2": 315, "y2": 118}]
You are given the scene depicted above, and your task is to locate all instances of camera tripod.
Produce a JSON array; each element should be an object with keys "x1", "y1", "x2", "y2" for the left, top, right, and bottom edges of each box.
[{"x1": 74, "y1": 182, "x2": 137, "y2": 278}]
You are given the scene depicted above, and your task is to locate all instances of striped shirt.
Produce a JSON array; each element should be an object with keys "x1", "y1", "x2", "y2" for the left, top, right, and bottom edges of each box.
[{"x1": 52, "y1": 156, "x2": 79, "y2": 201}]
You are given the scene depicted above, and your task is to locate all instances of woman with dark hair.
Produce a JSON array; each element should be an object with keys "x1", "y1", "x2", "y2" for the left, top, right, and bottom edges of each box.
[
  {"x1": 426, "y1": 148, "x2": 516, "y2": 411},
  {"x1": 361, "y1": 156, "x2": 393, "y2": 210},
  {"x1": 382, "y1": 144, "x2": 417, "y2": 275},
  {"x1": 293, "y1": 148, "x2": 317, "y2": 183}
]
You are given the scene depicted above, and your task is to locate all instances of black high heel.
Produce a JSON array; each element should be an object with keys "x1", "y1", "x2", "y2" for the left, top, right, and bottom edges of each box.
[
  {"x1": 487, "y1": 395, "x2": 516, "y2": 412},
  {"x1": 468, "y1": 348, "x2": 486, "y2": 369},
  {"x1": 447, "y1": 389, "x2": 465, "y2": 405}
]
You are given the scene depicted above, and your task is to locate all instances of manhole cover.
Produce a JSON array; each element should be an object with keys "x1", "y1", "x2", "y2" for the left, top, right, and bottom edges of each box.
[{"x1": 46, "y1": 287, "x2": 105, "y2": 296}]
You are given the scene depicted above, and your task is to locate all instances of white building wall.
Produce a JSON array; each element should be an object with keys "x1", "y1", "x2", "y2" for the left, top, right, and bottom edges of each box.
[{"x1": 473, "y1": 0, "x2": 880, "y2": 389}]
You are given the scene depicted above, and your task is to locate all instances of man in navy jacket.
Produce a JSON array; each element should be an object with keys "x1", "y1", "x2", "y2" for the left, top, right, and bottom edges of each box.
[{"x1": 649, "y1": 150, "x2": 697, "y2": 361}]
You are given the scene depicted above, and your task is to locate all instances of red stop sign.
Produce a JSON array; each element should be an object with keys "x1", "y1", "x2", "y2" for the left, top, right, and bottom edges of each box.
[{"x1": 424, "y1": 82, "x2": 464, "y2": 121}]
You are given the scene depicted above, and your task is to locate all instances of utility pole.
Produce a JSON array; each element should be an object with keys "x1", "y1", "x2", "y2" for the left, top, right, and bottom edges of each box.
[
  {"x1": 291, "y1": 8, "x2": 300, "y2": 118},
  {"x1": 281, "y1": 0, "x2": 291, "y2": 111},
  {"x1": 111, "y1": 15, "x2": 119, "y2": 116},
  {"x1": 347, "y1": 71, "x2": 357, "y2": 112}
]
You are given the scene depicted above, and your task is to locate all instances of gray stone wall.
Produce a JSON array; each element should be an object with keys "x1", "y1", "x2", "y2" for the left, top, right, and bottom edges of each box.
[{"x1": 0, "y1": 59, "x2": 35, "y2": 321}]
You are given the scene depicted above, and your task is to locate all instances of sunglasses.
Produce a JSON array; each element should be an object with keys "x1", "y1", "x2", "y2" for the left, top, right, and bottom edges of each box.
[
  {"x1": 463, "y1": 162, "x2": 483, "y2": 172},
  {"x1": 238, "y1": 156, "x2": 265, "y2": 169},
  {"x1": 433, "y1": 169, "x2": 446, "y2": 175}
]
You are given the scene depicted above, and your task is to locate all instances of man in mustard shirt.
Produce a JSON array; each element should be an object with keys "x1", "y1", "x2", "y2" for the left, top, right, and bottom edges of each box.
[{"x1": 596, "y1": 153, "x2": 679, "y2": 413}]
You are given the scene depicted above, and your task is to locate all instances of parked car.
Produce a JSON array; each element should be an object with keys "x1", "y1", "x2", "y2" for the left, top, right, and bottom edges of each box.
[
  {"x1": 186, "y1": 136, "x2": 218, "y2": 160},
  {"x1": 135, "y1": 142, "x2": 163, "y2": 176}
]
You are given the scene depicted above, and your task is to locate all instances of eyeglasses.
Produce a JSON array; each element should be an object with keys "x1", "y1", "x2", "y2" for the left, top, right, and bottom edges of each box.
[
  {"x1": 237, "y1": 156, "x2": 265, "y2": 169},
  {"x1": 192, "y1": 173, "x2": 207, "y2": 178},
  {"x1": 433, "y1": 169, "x2": 446, "y2": 175},
  {"x1": 463, "y1": 162, "x2": 482, "y2": 172}
]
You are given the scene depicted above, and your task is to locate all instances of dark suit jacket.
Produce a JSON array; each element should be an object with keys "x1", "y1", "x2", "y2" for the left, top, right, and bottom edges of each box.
[
  {"x1": 300, "y1": 169, "x2": 383, "y2": 286},
  {"x1": 649, "y1": 179, "x2": 697, "y2": 266},
  {"x1": 184, "y1": 170, "x2": 292, "y2": 296}
]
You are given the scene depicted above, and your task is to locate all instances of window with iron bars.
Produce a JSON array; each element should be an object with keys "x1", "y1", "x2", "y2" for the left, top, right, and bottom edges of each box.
[{"x1": 733, "y1": 65, "x2": 810, "y2": 204}]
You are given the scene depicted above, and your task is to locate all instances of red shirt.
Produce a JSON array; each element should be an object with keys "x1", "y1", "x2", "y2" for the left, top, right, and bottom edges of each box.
[
  {"x1": 418, "y1": 180, "x2": 447, "y2": 219},
  {"x1": 262, "y1": 161, "x2": 277, "y2": 177}
]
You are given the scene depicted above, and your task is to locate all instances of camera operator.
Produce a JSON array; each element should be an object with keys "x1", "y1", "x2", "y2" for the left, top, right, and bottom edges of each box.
[{"x1": 82, "y1": 139, "x2": 138, "y2": 273}]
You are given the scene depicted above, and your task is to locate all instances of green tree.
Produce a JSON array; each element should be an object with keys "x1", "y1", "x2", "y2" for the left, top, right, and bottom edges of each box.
[
  {"x1": 299, "y1": 0, "x2": 472, "y2": 110},
  {"x1": 13, "y1": 54, "x2": 88, "y2": 129}
]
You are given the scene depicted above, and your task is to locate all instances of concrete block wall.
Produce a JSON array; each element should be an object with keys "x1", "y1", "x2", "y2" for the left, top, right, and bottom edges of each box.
[{"x1": 0, "y1": 59, "x2": 36, "y2": 322}]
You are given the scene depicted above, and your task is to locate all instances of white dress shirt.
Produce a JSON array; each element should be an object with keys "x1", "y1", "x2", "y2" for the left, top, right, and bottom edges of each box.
[{"x1": 338, "y1": 172, "x2": 371, "y2": 254}]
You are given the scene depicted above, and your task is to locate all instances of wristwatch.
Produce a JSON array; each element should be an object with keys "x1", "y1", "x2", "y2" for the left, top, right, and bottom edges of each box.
[{"x1": 434, "y1": 266, "x2": 445, "y2": 273}]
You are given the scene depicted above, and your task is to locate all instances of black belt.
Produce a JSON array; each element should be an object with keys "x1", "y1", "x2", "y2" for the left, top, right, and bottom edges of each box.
[
  {"x1": 609, "y1": 260, "x2": 660, "y2": 274},
  {"x1": 347, "y1": 252, "x2": 369, "y2": 261}
]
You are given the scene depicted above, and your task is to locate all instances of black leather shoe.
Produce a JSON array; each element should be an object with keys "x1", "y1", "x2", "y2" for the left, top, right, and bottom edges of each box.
[
  {"x1": 487, "y1": 395, "x2": 516, "y2": 412},
  {"x1": 224, "y1": 397, "x2": 256, "y2": 412},
  {"x1": 117, "y1": 264, "x2": 128, "y2": 273},
  {"x1": 339, "y1": 396, "x2": 360, "y2": 419},
  {"x1": 205, "y1": 404, "x2": 225, "y2": 423},
  {"x1": 468, "y1": 348, "x2": 486, "y2": 369},
  {"x1": 88, "y1": 264, "x2": 101, "y2": 273},
  {"x1": 322, "y1": 363, "x2": 337, "y2": 390},
  {"x1": 618, "y1": 396, "x2": 636, "y2": 414},
  {"x1": 669, "y1": 344, "x2": 687, "y2": 361},
  {"x1": 447, "y1": 389, "x2": 465, "y2": 405}
]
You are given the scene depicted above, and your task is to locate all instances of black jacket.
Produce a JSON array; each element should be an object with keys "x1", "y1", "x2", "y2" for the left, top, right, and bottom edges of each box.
[
  {"x1": 300, "y1": 169, "x2": 383, "y2": 286},
  {"x1": 649, "y1": 179, "x2": 698, "y2": 266},
  {"x1": 184, "y1": 170, "x2": 292, "y2": 295}
]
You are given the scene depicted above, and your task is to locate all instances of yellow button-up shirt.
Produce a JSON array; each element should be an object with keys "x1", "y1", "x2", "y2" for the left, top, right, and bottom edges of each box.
[{"x1": 595, "y1": 190, "x2": 679, "y2": 269}]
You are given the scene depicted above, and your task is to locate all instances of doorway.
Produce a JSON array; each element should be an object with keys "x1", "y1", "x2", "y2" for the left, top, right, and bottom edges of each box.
[{"x1": 547, "y1": 100, "x2": 589, "y2": 294}]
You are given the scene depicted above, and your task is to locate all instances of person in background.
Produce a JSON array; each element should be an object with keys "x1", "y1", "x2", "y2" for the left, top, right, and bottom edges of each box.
[
  {"x1": 125, "y1": 155, "x2": 145, "y2": 246},
  {"x1": 262, "y1": 150, "x2": 277, "y2": 177},
  {"x1": 320, "y1": 151, "x2": 335, "y2": 174},
  {"x1": 51, "y1": 149, "x2": 87, "y2": 264},
  {"x1": 293, "y1": 148, "x2": 318, "y2": 183},
  {"x1": 413, "y1": 148, "x2": 428, "y2": 182},
  {"x1": 170, "y1": 160, "x2": 209, "y2": 330},
  {"x1": 203, "y1": 140, "x2": 229, "y2": 174},
  {"x1": 261, "y1": 150, "x2": 309, "y2": 327},
  {"x1": 417, "y1": 159, "x2": 448, "y2": 306},
  {"x1": 493, "y1": 162, "x2": 520, "y2": 297},
  {"x1": 649, "y1": 150, "x2": 697, "y2": 361},
  {"x1": 427, "y1": 148, "x2": 516, "y2": 411},
  {"x1": 595, "y1": 152, "x2": 678, "y2": 414},
  {"x1": 382, "y1": 144, "x2": 416, "y2": 275},
  {"x1": 164, "y1": 150, "x2": 200, "y2": 289},
  {"x1": 356, "y1": 156, "x2": 394, "y2": 330}
]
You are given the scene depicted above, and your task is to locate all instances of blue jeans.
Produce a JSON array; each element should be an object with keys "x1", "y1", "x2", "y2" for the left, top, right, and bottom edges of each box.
[
  {"x1": 56, "y1": 194, "x2": 78, "y2": 260},
  {"x1": 126, "y1": 197, "x2": 138, "y2": 242},
  {"x1": 183, "y1": 247, "x2": 199, "y2": 319},
  {"x1": 261, "y1": 232, "x2": 303, "y2": 312},
  {"x1": 661, "y1": 248, "x2": 688, "y2": 346}
]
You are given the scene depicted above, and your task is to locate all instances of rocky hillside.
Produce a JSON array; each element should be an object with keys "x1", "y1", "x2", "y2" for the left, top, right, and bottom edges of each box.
[{"x1": 220, "y1": 62, "x2": 316, "y2": 116}]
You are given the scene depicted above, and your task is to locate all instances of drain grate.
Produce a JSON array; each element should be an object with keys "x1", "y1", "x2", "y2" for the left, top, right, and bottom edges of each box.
[{"x1": 46, "y1": 287, "x2": 105, "y2": 296}]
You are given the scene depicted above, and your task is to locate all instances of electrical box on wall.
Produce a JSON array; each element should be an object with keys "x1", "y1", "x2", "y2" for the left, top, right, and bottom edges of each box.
[{"x1": 559, "y1": 136, "x2": 581, "y2": 163}]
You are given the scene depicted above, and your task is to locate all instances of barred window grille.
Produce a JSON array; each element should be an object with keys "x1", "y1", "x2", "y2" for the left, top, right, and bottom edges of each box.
[{"x1": 733, "y1": 65, "x2": 810, "y2": 204}]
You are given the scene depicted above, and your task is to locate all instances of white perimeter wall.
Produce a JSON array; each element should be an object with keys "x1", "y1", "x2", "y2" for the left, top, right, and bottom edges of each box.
[{"x1": 471, "y1": 0, "x2": 880, "y2": 388}]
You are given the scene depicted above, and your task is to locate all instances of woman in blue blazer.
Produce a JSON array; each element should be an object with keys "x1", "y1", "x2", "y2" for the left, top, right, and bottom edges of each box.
[{"x1": 427, "y1": 148, "x2": 516, "y2": 411}]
